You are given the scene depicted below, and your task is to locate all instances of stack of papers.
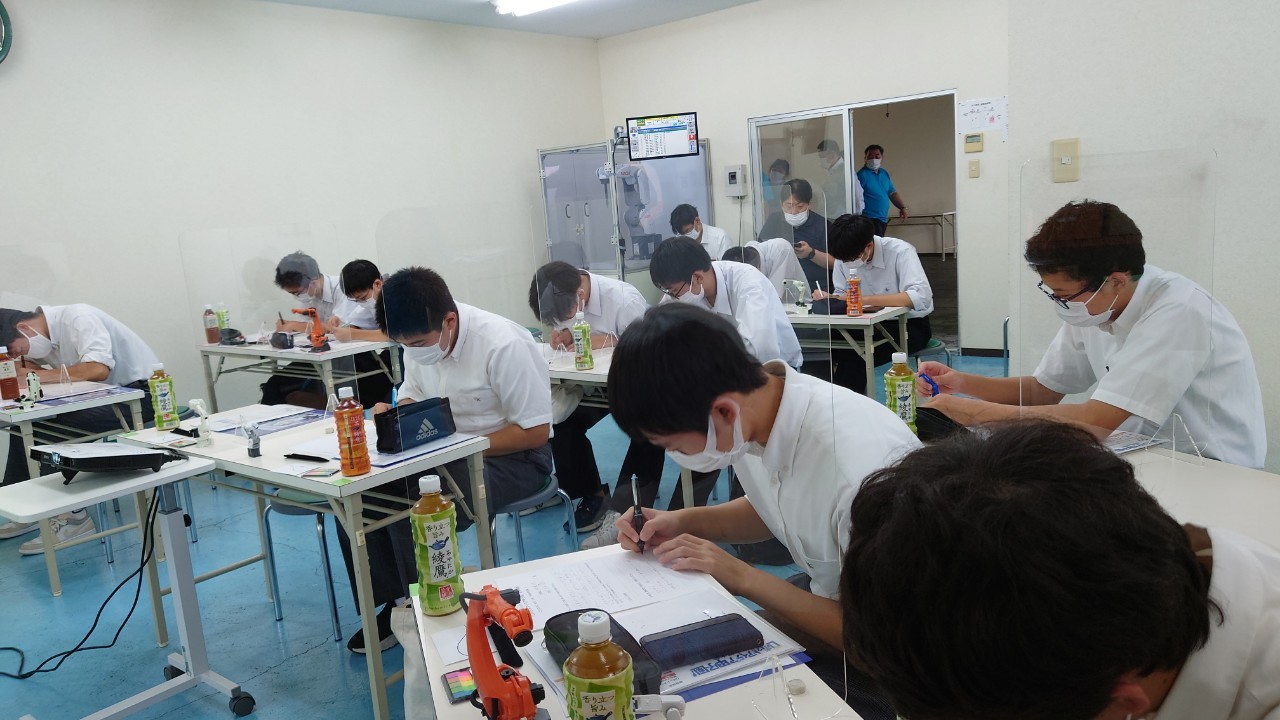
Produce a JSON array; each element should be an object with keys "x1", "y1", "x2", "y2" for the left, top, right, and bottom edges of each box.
[{"x1": 288, "y1": 422, "x2": 477, "y2": 468}]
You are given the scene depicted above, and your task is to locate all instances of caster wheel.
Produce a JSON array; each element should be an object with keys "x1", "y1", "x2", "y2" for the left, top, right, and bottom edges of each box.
[
  {"x1": 230, "y1": 693, "x2": 255, "y2": 717},
  {"x1": 163, "y1": 665, "x2": 183, "y2": 680}
]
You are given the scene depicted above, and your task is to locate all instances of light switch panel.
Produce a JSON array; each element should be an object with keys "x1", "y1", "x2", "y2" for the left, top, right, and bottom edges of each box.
[
  {"x1": 968, "y1": 160, "x2": 981, "y2": 178},
  {"x1": 1051, "y1": 138, "x2": 1081, "y2": 182}
]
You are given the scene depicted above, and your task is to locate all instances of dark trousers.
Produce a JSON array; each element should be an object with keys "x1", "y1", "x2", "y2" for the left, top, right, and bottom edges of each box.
[
  {"x1": 863, "y1": 215, "x2": 889, "y2": 236},
  {"x1": 3, "y1": 382, "x2": 155, "y2": 486},
  {"x1": 260, "y1": 350, "x2": 394, "y2": 410},
  {"x1": 832, "y1": 315, "x2": 932, "y2": 395},
  {"x1": 550, "y1": 405, "x2": 716, "y2": 513},
  {"x1": 333, "y1": 444, "x2": 554, "y2": 613}
]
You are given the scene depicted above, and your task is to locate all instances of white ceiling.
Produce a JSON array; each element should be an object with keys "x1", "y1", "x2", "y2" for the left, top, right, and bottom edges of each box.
[{"x1": 261, "y1": 0, "x2": 761, "y2": 39}]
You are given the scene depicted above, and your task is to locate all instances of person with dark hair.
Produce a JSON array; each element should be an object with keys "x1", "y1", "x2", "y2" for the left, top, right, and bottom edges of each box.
[
  {"x1": 919, "y1": 200, "x2": 1264, "y2": 467},
  {"x1": 816, "y1": 139, "x2": 864, "y2": 219},
  {"x1": 855, "y1": 144, "x2": 907, "y2": 236},
  {"x1": 608, "y1": 303, "x2": 919, "y2": 720},
  {"x1": 762, "y1": 158, "x2": 791, "y2": 216},
  {"x1": 812, "y1": 213, "x2": 933, "y2": 394},
  {"x1": 0, "y1": 305, "x2": 159, "y2": 551},
  {"x1": 722, "y1": 238, "x2": 806, "y2": 302},
  {"x1": 668, "y1": 203, "x2": 732, "y2": 261},
  {"x1": 757, "y1": 178, "x2": 837, "y2": 293},
  {"x1": 650, "y1": 236, "x2": 801, "y2": 368},
  {"x1": 331, "y1": 259, "x2": 388, "y2": 339},
  {"x1": 527, "y1": 261, "x2": 659, "y2": 538},
  {"x1": 840, "y1": 419, "x2": 1280, "y2": 720}
]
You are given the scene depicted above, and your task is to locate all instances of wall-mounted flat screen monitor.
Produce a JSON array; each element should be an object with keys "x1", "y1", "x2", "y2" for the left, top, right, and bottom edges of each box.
[{"x1": 626, "y1": 112, "x2": 699, "y2": 161}]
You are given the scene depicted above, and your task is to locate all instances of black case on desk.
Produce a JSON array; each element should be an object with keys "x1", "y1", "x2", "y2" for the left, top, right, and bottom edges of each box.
[{"x1": 373, "y1": 396, "x2": 457, "y2": 454}]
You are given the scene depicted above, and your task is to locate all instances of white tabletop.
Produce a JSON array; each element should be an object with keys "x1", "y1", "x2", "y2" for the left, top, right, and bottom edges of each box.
[
  {"x1": 1130, "y1": 449, "x2": 1280, "y2": 550},
  {"x1": 0, "y1": 457, "x2": 216, "y2": 522},
  {"x1": 413, "y1": 545, "x2": 849, "y2": 720},
  {"x1": 120, "y1": 405, "x2": 489, "y2": 498},
  {"x1": 544, "y1": 345, "x2": 612, "y2": 386},
  {"x1": 0, "y1": 384, "x2": 144, "y2": 424},
  {"x1": 197, "y1": 339, "x2": 393, "y2": 362},
  {"x1": 786, "y1": 304, "x2": 908, "y2": 328}
]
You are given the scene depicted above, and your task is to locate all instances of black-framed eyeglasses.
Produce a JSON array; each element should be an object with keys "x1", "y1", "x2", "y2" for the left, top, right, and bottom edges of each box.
[
  {"x1": 1037, "y1": 280, "x2": 1101, "y2": 309},
  {"x1": 662, "y1": 281, "x2": 689, "y2": 298}
]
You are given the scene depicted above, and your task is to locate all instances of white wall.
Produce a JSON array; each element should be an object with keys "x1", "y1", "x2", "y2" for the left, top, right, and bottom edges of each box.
[
  {"x1": 1009, "y1": 0, "x2": 1280, "y2": 470},
  {"x1": 598, "y1": 0, "x2": 1010, "y2": 349},
  {"x1": 0, "y1": 0, "x2": 602, "y2": 421}
]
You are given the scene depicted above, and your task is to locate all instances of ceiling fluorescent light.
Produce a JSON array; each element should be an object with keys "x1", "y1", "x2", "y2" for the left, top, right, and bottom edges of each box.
[{"x1": 492, "y1": 0, "x2": 581, "y2": 17}]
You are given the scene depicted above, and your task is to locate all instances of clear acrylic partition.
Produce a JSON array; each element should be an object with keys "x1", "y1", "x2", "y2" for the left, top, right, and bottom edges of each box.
[
  {"x1": 612, "y1": 138, "x2": 715, "y2": 277},
  {"x1": 1017, "y1": 148, "x2": 1216, "y2": 464},
  {"x1": 0, "y1": 242, "x2": 69, "y2": 310},
  {"x1": 178, "y1": 223, "x2": 364, "y2": 410},
  {"x1": 752, "y1": 113, "x2": 848, "y2": 236},
  {"x1": 538, "y1": 143, "x2": 616, "y2": 276}
]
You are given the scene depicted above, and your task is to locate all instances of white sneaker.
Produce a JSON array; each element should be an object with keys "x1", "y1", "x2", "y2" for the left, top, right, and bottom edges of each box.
[
  {"x1": 579, "y1": 511, "x2": 621, "y2": 550},
  {"x1": 0, "y1": 520, "x2": 38, "y2": 540},
  {"x1": 19, "y1": 511, "x2": 96, "y2": 556}
]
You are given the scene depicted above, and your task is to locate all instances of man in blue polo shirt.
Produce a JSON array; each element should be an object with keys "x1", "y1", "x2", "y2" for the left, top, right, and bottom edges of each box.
[{"x1": 856, "y1": 144, "x2": 909, "y2": 236}]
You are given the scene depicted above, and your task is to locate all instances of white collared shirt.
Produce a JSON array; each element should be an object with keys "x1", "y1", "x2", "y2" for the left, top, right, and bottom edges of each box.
[
  {"x1": 699, "y1": 223, "x2": 733, "y2": 262},
  {"x1": 832, "y1": 235, "x2": 933, "y2": 318},
  {"x1": 821, "y1": 158, "x2": 865, "y2": 218},
  {"x1": 582, "y1": 273, "x2": 649, "y2": 337},
  {"x1": 39, "y1": 304, "x2": 161, "y2": 386},
  {"x1": 733, "y1": 362, "x2": 921, "y2": 599},
  {"x1": 298, "y1": 274, "x2": 343, "y2": 323},
  {"x1": 1154, "y1": 528, "x2": 1280, "y2": 720},
  {"x1": 689, "y1": 261, "x2": 802, "y2": 368},
  {"x1": 330, "y1": 273, "x2": 386, "y2": 330},
  {"x1": 747, "y1": 238, "x2": 807, "y2": 301},
  {"x1": 1034, "y1": 265, "x2": 1265, "y2": 468},
  {"x1": 398, "y1": 303, "x2": 551, "y2": 437}
]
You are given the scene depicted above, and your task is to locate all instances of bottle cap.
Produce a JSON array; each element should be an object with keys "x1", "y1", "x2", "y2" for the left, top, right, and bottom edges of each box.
[
  {"x1": 892, "y1": 352, "x2": 907, "y2": 365},
  {"x1": 574, "y1": 311, "x2": 585, "y2": 321},
  {"x1": 0, "y1": 346, "x2": 7, "y2": 354},
  {"x1": 338, "y1": 387, "x2": 354, "y2": 399},
  {"x1": 578, "y1": 610, "x2": 610, "y2": 644},
  {"x1": 152, "y1": 363, "x2": 165, "y2": 371},
  {"x1": 419, "y1": 475, "x2": 441, "y2": 495},
  {"x1": 204, "y1": 304, "x2": 213, "y2": 310}
]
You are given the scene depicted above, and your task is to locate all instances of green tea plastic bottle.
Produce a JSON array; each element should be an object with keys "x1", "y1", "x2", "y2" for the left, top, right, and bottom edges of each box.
[
  {"x1": 411, "y1": 474, "x2": 463, "y2": 616},
  {"x1": 215, "y1": 302, "x2": 231, "y2": 330},
  {"x1": 572, "y1": 311, "x2": 594, "y2": 371},
  {"x1": 884, "y1": 352, "x2": 917, "y2": 435},
  {"x1": 148, "y1": 363, "x2": 180, "y2": 430},
  {"x1": 564, "y1": 611, "x2": 634, "y2": 720}
]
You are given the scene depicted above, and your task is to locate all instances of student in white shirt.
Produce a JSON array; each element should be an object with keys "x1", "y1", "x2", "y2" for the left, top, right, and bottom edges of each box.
[
  {"x1": 721, "y1": 238, "x2": 808, "y2": 304},
  {"x1": 669, "y1": 203, "x2": 732, "y2": 262},
  {"x1": 608, "y1": 303, "x2": 919, "y2": 720},
  {"x1": 814, "y1": 214, "x2": 934, "y2": 394},
  {"x1": 650, "y1": 236, "x2": 803, "y2": 369},
  {"x1": 840, "y1": 419, "x2": 1280, "y2": 720},
  {"x1": 918, "y1": 200, "x2": 1265, "y2": 468},
  {"x1": 329, "y1": 259, "x2": 394, "y2": 406},
  {"x1": 529, "y1": 262, "x2": 669, "y2": 542},
  {"x1": 0, "y1": 305, "x2": 161, "y2": 549}
]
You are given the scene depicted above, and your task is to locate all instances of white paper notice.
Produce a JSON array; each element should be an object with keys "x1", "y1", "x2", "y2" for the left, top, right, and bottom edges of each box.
[{"x1": 958, "y1": 95, "x2": 1009, "y2": 141}]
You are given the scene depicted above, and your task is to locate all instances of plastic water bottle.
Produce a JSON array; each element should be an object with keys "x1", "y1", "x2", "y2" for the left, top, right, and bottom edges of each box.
[
  {"x1": 202, "y1": 305, "x2": 220, "y2": 344},
  {"x1": 572, "y1": 311, "x2": 594, "y2": 370},
  {"x1": 564, "y1": 611, "x2": 634, "y2": 720},
  {"x1": 884, "y1": 352, "x2": 917, "y2": 434},
  {"x1": 215, "y1": 302, "x2": 231, "y2": 330},
  {"x1": 411, "y1": 475, "x2": 462, "y2": 616},
  {"x1": 334, "y1": 387, "x2": 370, "y2": 476},
  {"x1": 149, "y1": 364, "x2": 180, "y2": 430},
  {"x1": 846, "y1": 274, "x2": 863, "y2": 316},
  {"x1": 0, "y1": 346, "x2": 18, "y2": 401}
]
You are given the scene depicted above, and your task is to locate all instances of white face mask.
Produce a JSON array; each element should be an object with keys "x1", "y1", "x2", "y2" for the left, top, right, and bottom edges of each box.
[
  {"x1": 847, "y1": 258, "x2": 866, "y2": 271},
  {"x1": 20, "y1": 327, "x2": 53, "y2": 360},
  {"x1": 675, "y1": 274, "x2": 708, "y2": 308},
  {"x1": 1053, "y1": 284, "x2": 1117, "y2": 328},
  {"x1": 784, "y1": 210, "x2": 809, "y2": 227},
  {"x1": 667, "y1": 401, "x2": 751, "y2": 472},
  {"x1": 867, "y1": 158, "x2": 882, "y2": 170},
  {"x1": 684, "y1": 229, "x2": 701, "y2": 241},
  {"x1": 404, "y1": 325, "x2": 451, "y2": 365}
]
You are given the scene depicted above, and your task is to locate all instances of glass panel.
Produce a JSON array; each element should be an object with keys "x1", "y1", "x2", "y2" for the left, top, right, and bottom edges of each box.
[
  {"x1": 613, "y1": 138, "x2": 715, "y2": 277},
  {"x1": 752, "y1": 113, "x2": 847, "y2": 235},
  {"x1": 539, "y1": 144, "x2": 615, "y2": 275},
  {"x1": 1016, "y1": 148, "x2": 1222, "y2": 460}
]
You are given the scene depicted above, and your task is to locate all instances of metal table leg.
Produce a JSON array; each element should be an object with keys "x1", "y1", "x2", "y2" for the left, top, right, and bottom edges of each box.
[
  {"x1": 469, "y1": 453, "x2": 493, "y2": 569},
  {"x1": 339, "y1": 493, "x2": 392, "y2": 720},
  {"x1": 200, "y1": 352, "x2": 220, "y2": 413}
]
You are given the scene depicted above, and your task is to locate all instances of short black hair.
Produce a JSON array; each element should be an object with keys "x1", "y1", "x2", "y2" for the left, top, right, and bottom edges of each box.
[
  {"x1": 841, "y1": 420, "x2": 1217, "y2": 720},
  {"x1": 768, "y1": 158, "x2": 790, "y2": 174},
  {"x1": 528, "y1": 261, "x2": 585, "y2": 325},
  {"x1": 1024, "y1": 200, "x2": 1146, "y2": 285},
  {"x1": 669, "y1": 204, "x2": 700, "y2": 235},
  {"x1": 649, "y1": 237, "x2": 712, "y2": 288},
  {"x1": 816, "y1": 139, "x2": 841, "y2": 155},
  {"x1": 828, "y1": 214, "x2": 877, "y2": 260},
  {"x1": 339, "y1": 259, "x2": 382, "y2": 296},
  {"x1": 783, "y1": 178, "x2": 813, "y2": 204},
  {"x1": 863, "y1": 144, "x2": 884, "y2": 156},
  {"x1": 0, "y1": 308, "x2": 39, "y2": 347},
  {"x1": 608, "y1": 304, "x2": 768, "y2": 438},
  {"x1": 375, "y1": 267, "x2": 458, "y2": 339},
  {"x1": 721, "y1": 245, "x2": 761, "y2": 270},
  {"x1": 274, "y1": 252, "x2": 320, "y2": 290}
]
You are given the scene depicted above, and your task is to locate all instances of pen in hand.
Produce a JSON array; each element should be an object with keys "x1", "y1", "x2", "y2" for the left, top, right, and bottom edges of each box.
[{"x1": 631, "y1": 474, "x2": 645, "y2": 553}]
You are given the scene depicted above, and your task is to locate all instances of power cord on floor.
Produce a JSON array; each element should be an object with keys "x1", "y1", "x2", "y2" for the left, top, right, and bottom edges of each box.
[{"x1": 0, "y1": 489, "x2": 162, "y2": 679}]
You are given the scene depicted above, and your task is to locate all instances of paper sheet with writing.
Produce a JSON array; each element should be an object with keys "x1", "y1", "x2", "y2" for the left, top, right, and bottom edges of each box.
[
  {"x1": 288, "y1": 424, "x2": 478, "y2": 467},
  {"x1": 500, "y1": 552, "x2": 707, "y2": 631},
  {"x1": 207, "y1": 404, "x2": 311, "y2": 432}
]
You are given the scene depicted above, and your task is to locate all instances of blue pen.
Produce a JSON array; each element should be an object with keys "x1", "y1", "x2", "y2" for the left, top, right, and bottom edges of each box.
[
  {"x1": 391, "y1": 388, "x2": 398, "y2": 409},
  {"x1": 919, "y1": 373, "x2": 940, "y2": 397}
]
